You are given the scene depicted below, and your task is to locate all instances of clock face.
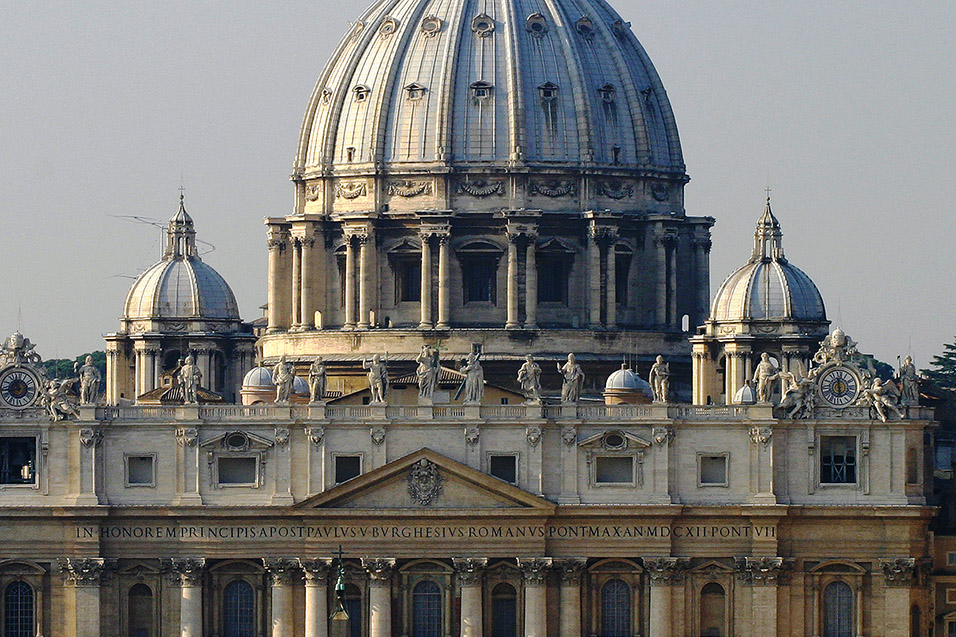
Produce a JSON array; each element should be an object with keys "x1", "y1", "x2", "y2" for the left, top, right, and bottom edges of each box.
[
  {"x1": 818, "y1": 366, "x2": 860, "y2": 408},
  {"x1": 0, "y1": 368, "x2": 40, "y2": 409}
]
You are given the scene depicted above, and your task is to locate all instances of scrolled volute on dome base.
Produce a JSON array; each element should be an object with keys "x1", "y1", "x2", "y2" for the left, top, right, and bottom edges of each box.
[{"x1": 407, "y1": 458, "x2": 443, "y2": 506}]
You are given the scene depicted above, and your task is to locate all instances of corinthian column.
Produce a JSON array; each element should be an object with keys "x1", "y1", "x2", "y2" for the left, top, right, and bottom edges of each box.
[
  {"x1": 454, "y1": 558, "x2": 487, "y2": 637},
  {"x1": 436, "y1": 233, "x2": 450, "y2": 329},
  {"x1": 300, "y1": 235, "x2": 316, "y2": 329},
  {"x1": 555, "y1": 558, "x2": 586, "y2": 637},
  {"x1": 880, "y1": 558, "x2": 917, "y2": 636},
  {"x1": 357, "y1": 230, "x2": 373, "y2": 329},
  {"x1": 419, "y1": 231, "x2": 433, "y2": 329},
  {"x1": 645, "y1": 557, "x2": 687, "y2": 637},
  {"x1": 291, "y1": 237, "x2": 302, "y2": 329},
  {"x1": 525, "y1": 232, "x2": 538, "y2": 329},
  {"x1": 265, "y1": 558, "x2": 299, "y2": 637},
  {"x1": 161, "y1": 558, "x2": 205, "y2": 637},
  {"x1": 506, "y1": 232, "x2": 520, "y2": 329},
  {"x1": 363, "y1": 558, "x2": 395, "y2": 637},
  {"x1": 587, "y1": 226, "x2": 601, "y2": 328},
  {"x1": 59, "y1": 558, "x2": 106, "y2": 637},
  {"x1": 518, "y1": 558, "x2": 551, "y2": 637},
  {"x1": 300, "y1": 559, "x2": 332, "y2": 637},
  {"x1": 344, "y1": 235, "x2": 356, "y2": 329},
  {"x1": 266, "y1": 225, "x2": 290, "y2": 332}
]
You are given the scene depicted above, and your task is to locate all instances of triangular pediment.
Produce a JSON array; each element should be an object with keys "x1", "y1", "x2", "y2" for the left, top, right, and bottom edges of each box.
[{"x1": 296, "y1": 448, "x2": 554, "y2": 512}]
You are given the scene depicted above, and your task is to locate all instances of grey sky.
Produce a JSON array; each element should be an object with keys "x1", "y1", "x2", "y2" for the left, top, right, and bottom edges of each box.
[{"x1": 1, "y1": 1, "x2": 953, "y2": 368}]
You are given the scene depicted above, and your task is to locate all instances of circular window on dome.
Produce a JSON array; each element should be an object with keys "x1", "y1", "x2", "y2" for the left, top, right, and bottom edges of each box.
[
  {"x1": 379, "y1": 17, "x2": 398, "y2": 38},
  {"x1": 611, "y1": 19, "x2": 630, "y2": 39},
  {"x1": 526, "y1": 13, "x2": 548, "y2": 36},
  {"x1": 602, "y1": 431, "x2": 627, "y2": 450},
  {"x1": 224, "y1": 432, "x2": 250, "y2": 452},
  {"x1": 353, "y1": 85, "x2": 370, "y2": 103},
  {"x1": 472, "y1": 14, "x2": 495, "y2": 37},
  {"x1": 598, "y1": 83, "x2": 616, "y2": 103},
  {"x1": 576, "y1": 17, "x2": 595, "y2": 39},
  {"x1": 421, "y1": 15, "x2": 442, "y2": 37}
]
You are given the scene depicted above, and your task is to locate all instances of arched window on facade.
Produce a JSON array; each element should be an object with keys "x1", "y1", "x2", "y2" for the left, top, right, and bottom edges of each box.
[
  {"x1": 223, "y1": 579, "x2": 256, "y2": 637},
  {"x1": 491, "y1": 582, "x2": 517, "y2": 636},
  {"x1": 127, "y1": 583, "x2": 153, "y2": 637},
  {"x1": 412, "y1": 580, "x2": 442, "y2": 637},
  {"x1": 4, "y1": 581, "x2": 34, "y2": 637},
  {"x1": 823, "y1": 581, "x2": 854, "y2": 637},
  {"x1": 600, "y1": 578, "x2": 631, "y2": 637},
  {"x1": 344, "y1": 583, "x2": 362, "y2": 637},
  {"x1": 699, "y1": 582, "x2": 726, "y2": 636}
]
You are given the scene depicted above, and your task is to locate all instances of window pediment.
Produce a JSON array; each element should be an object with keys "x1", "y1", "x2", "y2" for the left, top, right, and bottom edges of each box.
[
  {"x1": 578, "y1": 430, "x2": 649, "y2": 450},
  {"x1": 200, "y1": 430, "x2": 274, "y2": 451}
]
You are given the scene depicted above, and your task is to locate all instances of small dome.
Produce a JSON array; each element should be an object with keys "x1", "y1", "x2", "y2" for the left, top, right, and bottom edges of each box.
[
  {"x1": 733, "y1": 381, "x2": 757, "y2": 405},
  {"x1": 123, "y1": 198, "x2": 240, "y2": 321},
  {"x1": 605, "y1": 365, "x2": 653, "y2": 396},
  {"x1": 242, "y1": 366, "x2": 274, "y2": 388},
  {"x1": 711, "y1": 199, "x2": 826, "y2": 323},
  {"x1": 292, "y1": 376, "x2": 309, "y2": 395}
]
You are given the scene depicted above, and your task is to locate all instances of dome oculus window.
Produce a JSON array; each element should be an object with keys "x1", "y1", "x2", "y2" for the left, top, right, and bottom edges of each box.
[
  {"x1": 472, "y1": 14, "x2": 495, "y2": 37},
  {"x1": 611, "y1": 19, "x2": 630, "y2": 39},
  {"x1": 598, "y1": 84, "x2": 616, "y2": 103},
  {"x1": 405, "y1": 83, "x2": 427, "y2": 101},
  {"x1": 353, "y1": 85, "x2": 370, "y2": 103},
  {"x1": 526, "y1": 13, "x2": 548, "y2": 36},
  {"x1": 421, "y1": 16, "x2": 442, "y2": 37},
  {"x1": 470, "y1": 81, "x2": 493, "y2": 101},
  {"x1": 321, "y1": 88, "x2": 333, "y2": 105},
  {"x1": 538, "y1": 82, "x2": 558, "y2": 101},
  {"x1": 576, "y1": 17, "x2": 595, "y2": 39},
  {"x1": 379, "y1": 17, "x2": 398, "y2": 38}
]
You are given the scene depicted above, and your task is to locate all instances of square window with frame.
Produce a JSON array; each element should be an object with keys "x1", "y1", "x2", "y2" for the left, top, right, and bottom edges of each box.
[
  {"x1": 698, "y1": 453, "x2": 729, "y2": 487},
  {"x1": 820, "y1": 436, "x2": 857, "y2": 484},
  {"x1": 948, "y1": 552, "x2": 956, "y2": 567},
  {"x1": 393, "y1": 258, "x2": 422, "y2": 303},
  {"x1": 489, "y1": 454, "x2": 517, "y2": 484},
  {"x1": 334, "y1": 454, "x2": 362, "y2": 484},
  {"x1": 947, "y1": 588, "x2": 956, "y2": 605},
  {"x1": 216, "y1": 455, "x2": 259, "y2": 487},
  {"x1": 0, "y1": 437, "x2": 37, "y2": 485},
  {"x1": 125, "y1": 454, "x2": 156, "y2": 487},
  {"x1": 594, "y1": 455, "x2": 634, "y2": 485}
]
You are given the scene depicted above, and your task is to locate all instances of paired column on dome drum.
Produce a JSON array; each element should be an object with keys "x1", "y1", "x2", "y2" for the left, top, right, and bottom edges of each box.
[
  {"x1": 436, "y1": 234, "x2": 450, "y2": 329},
  {"x1": 266, "y1": 223, "x2": 291, "y2": 332},
  {"x1": 419, "y1": 232, "x2": 433, "y2": 328}
]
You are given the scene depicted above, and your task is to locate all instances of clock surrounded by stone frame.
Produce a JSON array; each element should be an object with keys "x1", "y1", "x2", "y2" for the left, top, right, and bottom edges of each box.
[
  {"x1": 0, "y1": 367, "x2": 41, "y2": 409},
  {"x1": 817, "y1": 364, "x2": 861, "y2": 408}
]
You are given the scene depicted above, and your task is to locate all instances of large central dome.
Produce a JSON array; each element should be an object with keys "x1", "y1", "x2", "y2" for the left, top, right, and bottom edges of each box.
[{"x1": 295, "y1": 0, "x2": 684, "y2": 182}]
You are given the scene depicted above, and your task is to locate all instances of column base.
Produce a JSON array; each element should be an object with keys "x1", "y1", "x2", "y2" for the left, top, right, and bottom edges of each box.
[
  {"x1": 505, "y1": 322, "x2": 520, "y2": 329},
  {"x1": 418, "y1": 322, "x2": 434, "y2": 330},
  {"x1": 435, "y1": 322, "x2": 450, "y2": 330}
]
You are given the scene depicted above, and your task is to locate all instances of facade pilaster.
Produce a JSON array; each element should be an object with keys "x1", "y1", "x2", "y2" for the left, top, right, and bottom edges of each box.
[
  {"x1": 436, "y1": 233, "x2": 450, "y2": 329},
  {"x1": 736, "y1": 557, "x2": 791, "y2": 637},
  {"x1": 454, "y1": 558, "x2": 487, "y2": 637},
  {"x1": 76, "y1": 427, "x2": 103, "y2": 505},
  {"x1": 555, "y1": 558, "x2": 586, "y2": 637},
  {"x1": 363, "y1": 558, "x2": 395, "y2": 637},
  {"x1": 299, "y1": 559, "x2": 332, "y2": 637},
  {"x1": 265, "y1": 558, "x2": 300, "y2": 636},
  {"x1": 645, "y1": 557, "x2": 688, "y2": 637},
  {"x1": 518, "y1": 558, "x2": 551, "y2": 637},
  {"x1": 880, "y1": 558, "x2": 917, "y2": 636},
  {"x1": 59, "y1": 557, "x2": 107, "y2": 637},
  {"x1": 162, "y1": 557, "x2": 206, "y2": 637}
]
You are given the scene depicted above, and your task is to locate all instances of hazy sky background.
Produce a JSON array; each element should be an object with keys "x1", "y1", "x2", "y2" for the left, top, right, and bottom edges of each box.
[{"x1": 1, "y1": 1, "x2": 953, "y2": 369}]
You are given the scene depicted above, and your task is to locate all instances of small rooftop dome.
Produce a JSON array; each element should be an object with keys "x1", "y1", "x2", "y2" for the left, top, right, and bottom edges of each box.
[
  {"x1": 242, "y1": 366, "x2": 274, "y2": 388},
  {"x1": 603, "y1": 365, "x2": 653, "y2": 404},
  {"x1": 710, "y1": 199, "x2": 826, "y2": 323},
  {"x1": 123, "y1": 197, "x2": 240, "y2": 321}
]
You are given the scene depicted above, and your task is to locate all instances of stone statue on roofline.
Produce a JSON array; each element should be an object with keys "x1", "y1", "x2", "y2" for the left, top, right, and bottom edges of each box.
[
  {"x1": 557, "y1": 353, "x2": 584, "y2": 404},
  {"x1": 416, "y1": 345, "x2": 440, "y2": 400},
  {"x1": 898, "y1": 355, "x2": 919, "y2": 406},
  {"x1": 517, "y1": 354, "x2": 542, "y2": 404},
  {"x1": 648, "y1": 355, "x2": 670, "y2": 403},
  {"x1": 308, "y1": 356, "x2": 326, "y2": 403},
  {"x1": 76, "y1": 355, "x2": 101, "y2": 405},
  {"x1": 363, "y1": 354, "x2": 389, "y2": 404},
  {"x1": 752, "y1": 353, "x2": 779, "y2": 404},
  {"x1": 178, "y1": 354, "x2": 202, "y2": 404},
  {"x1": 272, "y1": 355, "x2": 296, "y2": 404},
  {"x1": 460, "y1": 351, "x2": 484, "y2": 405}
]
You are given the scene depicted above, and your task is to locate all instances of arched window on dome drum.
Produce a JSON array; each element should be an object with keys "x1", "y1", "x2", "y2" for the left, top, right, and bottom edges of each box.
[
  {"x1": 127, "y1": 583, "x2": 153, "y2": 637},
  {"x1": 823, "y1": 581, "x2": 853, "y2": 637},
  {"x1": 223, "y1": 579, "x2": 255, "y2": 637},
  {"x1": 491, "y1": 582, "x2": 517, "y2": 636},
  {"x1": 411, "y1": 580, "x2": 442, "y2": 636},
  {"x1": 4, "y1": 581, "x2": 34, "y2": 637},
  {"x1": 699, "y1": 582, "x2": 726, "y2": 636},
  {"x1": 600, "y1": 579, "x2": 631, "y2": 637}
]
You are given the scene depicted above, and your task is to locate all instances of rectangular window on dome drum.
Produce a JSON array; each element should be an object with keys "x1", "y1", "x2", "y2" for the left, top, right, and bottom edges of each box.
[
  {"x1": 462, "y1": 258, "x2": 497, "y2": 304},
  {"x1": 394, "y1": 259, "x2": 421, "y2": 303},
  {"x1": 821, "y1": 436, "x2": 856, "y2": 484},
  {"x1": 537, "y1": 254, "x2": 569, "y2": 304},
  {"x1": 0, "y1": 437, "x2": 36, "y2": 485}
]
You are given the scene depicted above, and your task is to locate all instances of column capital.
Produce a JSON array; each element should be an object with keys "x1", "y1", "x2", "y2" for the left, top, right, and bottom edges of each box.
[
  {"x1": 734, "y1": 556, "x2": 792, "y2": 586},
  {"x1": 362, "y1": 557, "x2": 396, "y2": 586},
  {"x1": 587, "y1": 224, "x2": 617, "y2": 244},
  {"x1": 554, "y1": 558, "x2": 588, "y2": 584},
  {"x1": 264, "y1": 558, "x2": 301, "y2": 586},
  {"x1": 644, "y1": 557, "x2": 689, "y2": 585},
  {"x1": 344, "y1": 224, "x2": 374, "y2": 244},
  {"x1": 161, "y1": 557, "x2": 206, "y2": 586},
  {"x1": 653, "y1": 228, "x2": 679, "y2": 248},
  {"x1": 652, "y1": 426, "x2": 674, "y2": 447},
  {"x1": 78, "y1": 428, "x2": 103, "y2": 448},
  {"x1": 879, "y1": 557, "x2": 917, "y2": 587},
  {"x1": 419, "y1": 223, "x2": 451, "y2": 240},
  {"x1": 298, "y1": 558, "x2": 333, "y2": 585},
  {"x1": 59, "y1": 557, "x2": 108, "y2": 586},
  {"x1": 176, "y1": 427, "x2": 199, "y2": 447},
  {"x1": 506, "y1": 222, "x2": 538, "y2": 242},
  {"x1": 749, "y1": 426, "x2": 773, "y2": 446},
  {"x1": 517, "y1": 557, "x2": 552, "y2": 586},
  {"x1": 453, "y1": 558, "x2": 488, "y2": 586}
]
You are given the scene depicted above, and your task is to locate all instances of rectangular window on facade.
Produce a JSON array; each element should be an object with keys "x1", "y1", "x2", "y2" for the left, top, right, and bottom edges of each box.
[
  {"x1": 947, "y1": 588, "x2": 956, "y2": 605},
  {"x1": 394, "y1": 259, "x2": 422, "y2": 303},
  {"x1": 462, "y1": 258, "x2": 497, "y2": 304},
  {"x1": 217, "y1": 457, "x2": 257, "y2": 486},
  {"x1": 698, "y1": 454, "x2": 729, "y2": 486},
  {"x1": 948, "y1": 552, "x2": 956, "y2": 567},
  {"x1": 489, "y1": 455, "x2": 517, "y2": 484},
  {"x1": 125, "y1": 455, "x2": 155, "y2": 487},
  {"x1": 537, "y1": 254, "x2": 569, "y2": 304},
  {"x1": 821, "y1": 436, "x2": 857, "y2": 484},
  {"x1": 595, "y1": 456, "x2": 634, "y2": 484},
  {"x1": 0, "y1": 437, "x2": 36, "y2": 485},
  {"x1": 335, "y1": 455, "x2": 362, "y2": 484}
]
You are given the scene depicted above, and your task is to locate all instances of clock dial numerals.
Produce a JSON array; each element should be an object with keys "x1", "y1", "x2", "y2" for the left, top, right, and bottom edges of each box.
[
  {"x1": 820, "y1": 367, "x2": 858, "y2": 407},
  {"x1": 0, "y1": 369, "x2": 39, "y2": 408}
]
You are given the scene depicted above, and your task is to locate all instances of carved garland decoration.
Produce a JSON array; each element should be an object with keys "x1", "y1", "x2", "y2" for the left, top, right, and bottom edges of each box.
[
  {"x1": 335, "y1": 182, "x2": 367, "y2": 200},
  {"x1": 529, "y1": 180, "x2": 576, "y2": 198},
  {"x1": 457, "y1": 179, "x2": 504, "y2": 198},
  {"x1": 596, "y1": 180, "x2": 634, "y2": 200},
  {"x1": 386, "y1": 181, "x2": 432, "y2": 197},
  {"x1": 407, "y1": 458, "x2": 443, "y2": 506}
]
